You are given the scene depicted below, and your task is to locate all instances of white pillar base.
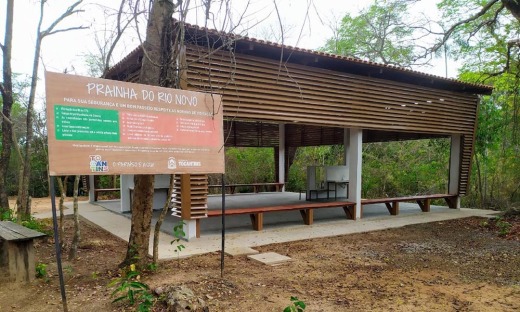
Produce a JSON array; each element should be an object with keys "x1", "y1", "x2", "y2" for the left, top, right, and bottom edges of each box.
[
  {"x1": 452, "y1": 196, "x2": 461, "y2": 209},
  {"x1": 183, "y1": 219, "x2": 198, "y2": 241}
]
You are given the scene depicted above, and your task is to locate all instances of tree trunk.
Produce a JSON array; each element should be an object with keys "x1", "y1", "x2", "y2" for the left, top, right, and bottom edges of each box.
[
  {"x1": 153, "y1": 174, "x2": 174, "y2": 263},
  {"x1": 0, "y1": 0, "x2": 14, "y2": 211},
  {"x1": 69, "y1": 175, "x2": 80, "y2": 260},
  {"x1": 16, "y1": 1, "x2": 47, "y2": 221},
  {"x1": 503, "y1": 0, "x2": 520, "y2": 22},
  {"x1": 122, "y1": 174, "x2": 155, "y2": 267},
  {"x1": 121, "y1": 0, "x2": 176, "y2": 269}
]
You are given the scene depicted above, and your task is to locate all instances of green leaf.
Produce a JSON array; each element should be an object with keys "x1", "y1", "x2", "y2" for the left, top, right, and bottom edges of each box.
[
  {"x1": 112, "y1": 295, "x2": 127, "y2": 303},
  {"x1": 129, "y1": 281, "x2": 149, "y2": 290}
]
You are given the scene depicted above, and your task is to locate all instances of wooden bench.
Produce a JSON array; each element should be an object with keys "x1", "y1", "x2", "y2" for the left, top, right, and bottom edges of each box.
[
  {"x1": 94, "y1": 188, "x2": 120, "y2": 201},
  {"x1": 208, "y1": 182, "x2": 284, "y2": 194},
  {"x1": 361, "y1": 194, "x2": 458, "y2": 217},
  {"x1": 0, "y1": 221, "x2": 46, "y2": 282},
  {"x1": 205, "y1": 201, "x2": 356, "y2": 232}
]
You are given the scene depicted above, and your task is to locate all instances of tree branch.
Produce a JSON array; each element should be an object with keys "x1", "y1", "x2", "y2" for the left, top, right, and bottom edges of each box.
[
  {"x1": 102, "y1": 2, "x2": 144, "y2": 77},
  {"x1": 429, "y1": 0, "x2": 501, "y2": 55},
  {"x1": 47, "y1": 25, "x2": 89, "y2": 36},
  {"x1": 0, "y1": 111, "x2": 23, "y2": 163},
  {"x1": 40, "y1": 1, "x2": 85, "y2": 39}
]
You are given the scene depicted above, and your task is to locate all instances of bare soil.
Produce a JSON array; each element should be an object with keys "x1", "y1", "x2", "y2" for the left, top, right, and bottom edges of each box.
[
  {"x1": 8, "y1": 196, "x2": 90, "y2": 214},
  {"x1": 0, "y1": 199, "x2": 519, "y2": 312}
]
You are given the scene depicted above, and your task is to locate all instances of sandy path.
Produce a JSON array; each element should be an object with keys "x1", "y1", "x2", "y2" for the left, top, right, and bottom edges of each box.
[{"x1": 7, "y1": 196, "x2": 89, "y2": 214}]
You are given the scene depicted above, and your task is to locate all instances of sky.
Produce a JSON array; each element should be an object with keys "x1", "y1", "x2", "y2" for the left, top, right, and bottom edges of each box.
[{"x1": 0, "y1": 0, "x2": 451, "y2": 107}]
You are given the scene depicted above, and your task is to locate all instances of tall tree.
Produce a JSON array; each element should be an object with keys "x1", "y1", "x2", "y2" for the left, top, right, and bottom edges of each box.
[
  {"x1": 432, "y1": 0, "x2": 520, "y2": 208},
  {"x1": 0, "y1": 0, "x2": 14, "y2": 211},
  {"x1": 122, "y1": 0, "x2": 177, "y2": 268},
  {"x1": 321, "y1": 0, "x2": 429, "y2": 67},
  {"x1": 9, "y1": 0, "x2": 87, "y2": 220}
]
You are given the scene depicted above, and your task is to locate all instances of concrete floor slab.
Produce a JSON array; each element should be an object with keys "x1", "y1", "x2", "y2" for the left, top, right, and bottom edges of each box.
[
  {"x1": 225, "y1": 246, "x2": 259, "y2": 257},
  {"x1": 33, "y1": 193, "x2": 500, "y2": 260},
  {"x1": 248, "y1": 252, "x2": 293, "y2": 266}
]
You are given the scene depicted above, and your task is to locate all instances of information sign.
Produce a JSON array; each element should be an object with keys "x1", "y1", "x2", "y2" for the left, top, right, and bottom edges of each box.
[{"x1": 45, "y1": 71, "x2": 225, "y2": 175}]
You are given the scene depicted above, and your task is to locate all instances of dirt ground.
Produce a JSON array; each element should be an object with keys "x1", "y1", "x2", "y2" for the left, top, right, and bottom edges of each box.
[
  {"x1": 0, "y1": 199, "x2": 519, "y2": 311},
  {"x1": 7, "y1": 196, "x2": 90, "y2": 214}
]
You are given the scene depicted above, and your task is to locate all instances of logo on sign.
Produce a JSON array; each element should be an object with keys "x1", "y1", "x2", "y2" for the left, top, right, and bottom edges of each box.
[
  {"x1": 178, "y1": 160, "x2": 202, "y2": 167},
  {"x1": 168, "y1": 157, "x2": 177, "y2": 169},
  {"x1": 89, "y1": 155, "x2": 109, "y2": 172}
]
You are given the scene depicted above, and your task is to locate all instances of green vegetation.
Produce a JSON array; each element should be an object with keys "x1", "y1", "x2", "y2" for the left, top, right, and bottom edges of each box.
[
  {"x1": 171, "y1": 220, "x2": 186, "y2": 266},
  {"x1": 481, "y1": 208, "x2": 519, "y2": 238},
  {"x1": 109, "y1": 264, "x2": 155, "y2": 312},
  {"x1": 283, "y1": 296, "x2": 306, "y2": 312},
  {"x1": 35, "y1": 263, "x2": 49, "y2": 282}
]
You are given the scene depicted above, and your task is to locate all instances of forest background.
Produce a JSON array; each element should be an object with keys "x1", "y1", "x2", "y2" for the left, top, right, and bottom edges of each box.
[{"x1": 1, "y1": 0, "x2": 519, "y2": 215}]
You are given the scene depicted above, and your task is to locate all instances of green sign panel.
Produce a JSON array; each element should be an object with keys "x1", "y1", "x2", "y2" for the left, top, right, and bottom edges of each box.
[{"x1": 54, "y1": 105, "x2": 120, "y2": 142}]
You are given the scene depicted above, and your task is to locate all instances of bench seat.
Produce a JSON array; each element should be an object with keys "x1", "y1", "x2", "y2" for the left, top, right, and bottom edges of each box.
[
  {"x1": 361, "y1": 194, "x2": 457, "y2": 217},
  {"x1": 206, "y1": 201, "x2": 356, "y2": 232}
]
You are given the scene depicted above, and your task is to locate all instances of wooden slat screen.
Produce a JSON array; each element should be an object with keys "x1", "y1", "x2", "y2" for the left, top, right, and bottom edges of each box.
[
  {"x1": 184, "y1": 45, "x2": 478, "y2": 135},
  {"x1": 171, "y1": 174, "x2": 208, "y2": 219},
  {"x1": 223, "y1": 120, "x2": 279, "y2": 147}
]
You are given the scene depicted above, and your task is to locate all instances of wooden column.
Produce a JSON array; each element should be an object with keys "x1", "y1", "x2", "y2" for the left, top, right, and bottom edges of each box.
[
  {"x1": 171, "y1": 174, "x2": 208, "y2": 239},
  {"x1": 448, "y1": 134, "x2": 462, "y2": 209}
]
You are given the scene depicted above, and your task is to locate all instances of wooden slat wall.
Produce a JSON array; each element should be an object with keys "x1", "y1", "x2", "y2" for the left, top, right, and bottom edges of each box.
[
  {"x1": 184, "y1": 46, "x2": 478, "y2": 134},
  {"x1": 183, "y1": 44, "x2": 479, "y2": 196},
  {"x1": 459, "y1": 134, "x2": 474, "y2": 195},
  {"x1": 171, "y1": 174, "x2": 208, "y2": 219},
  {"x1": 223, "y1": 120, "x2": 279, "y2": 147}
]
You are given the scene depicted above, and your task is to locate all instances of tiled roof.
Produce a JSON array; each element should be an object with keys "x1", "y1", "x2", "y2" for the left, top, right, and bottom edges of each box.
[{"x1": 106, "y1": 20, "x2": 492, "y2": 94}]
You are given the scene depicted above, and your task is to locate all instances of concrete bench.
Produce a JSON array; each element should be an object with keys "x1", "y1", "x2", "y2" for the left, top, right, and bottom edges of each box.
[
  {"x1": 0, "y1": 221, "x2": 46, "y2": 282},
  {"x1": 205, "y1": 201, "x2": 356, "y2": 232},
  {"x1": 361, "y1": 194, "x2": 458, "y2": 217}
]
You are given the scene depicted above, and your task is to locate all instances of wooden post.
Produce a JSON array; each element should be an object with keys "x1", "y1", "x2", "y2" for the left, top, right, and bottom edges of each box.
[
  {"x1": 300, "y1": 209, "x2": 314, "y2": 225},
  {"x1": 343, "y1": 205, "x2": 357, "y2": 220},
  {"x1": 250, "y1": 213, "x2": 263, "y2": 231},
  {"x1": 448, "y1": 134, "x2": 462, "y2": 209}
]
